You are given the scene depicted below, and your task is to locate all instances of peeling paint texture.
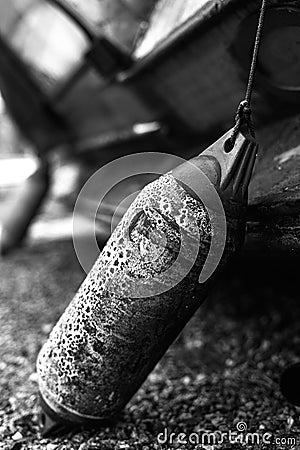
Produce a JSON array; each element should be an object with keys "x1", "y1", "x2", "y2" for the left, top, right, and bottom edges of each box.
[{"x1": 37, "y1": 173, "x2": 241, "y2": 422}]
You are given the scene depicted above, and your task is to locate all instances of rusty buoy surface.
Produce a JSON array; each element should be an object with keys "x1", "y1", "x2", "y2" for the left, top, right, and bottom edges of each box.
[{"x1": 37, "y1": 128, "x2": 257, "y2": 434}]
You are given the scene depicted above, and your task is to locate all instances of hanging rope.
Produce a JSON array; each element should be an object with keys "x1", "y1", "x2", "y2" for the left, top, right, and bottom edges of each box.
[{"x1": 230, "y1": 0, "x2": 267, "y2": 147}]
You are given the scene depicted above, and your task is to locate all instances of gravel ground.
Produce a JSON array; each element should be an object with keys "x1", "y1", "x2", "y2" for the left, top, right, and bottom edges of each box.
[{"x1": 0, "y1": 242, "x2": 300, "y2": 450}]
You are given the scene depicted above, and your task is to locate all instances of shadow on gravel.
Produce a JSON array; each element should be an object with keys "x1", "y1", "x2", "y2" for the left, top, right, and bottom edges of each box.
[{"x1": 0, "y1": 243, "x2": 299, "y2": 449}]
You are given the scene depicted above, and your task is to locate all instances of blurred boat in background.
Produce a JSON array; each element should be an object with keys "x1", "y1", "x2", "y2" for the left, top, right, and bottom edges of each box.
[{"x1": 0, "y1": 0, "x2": 299, "y2": 254}]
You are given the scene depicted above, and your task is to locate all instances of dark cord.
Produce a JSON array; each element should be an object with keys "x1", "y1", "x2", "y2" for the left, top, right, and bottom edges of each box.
[
  {"x1": 245, "y1": 0, "x2": 267, "y2": 105},
  {"x1": 230, "y1": 0, "x2": 267, "y2": 147}
]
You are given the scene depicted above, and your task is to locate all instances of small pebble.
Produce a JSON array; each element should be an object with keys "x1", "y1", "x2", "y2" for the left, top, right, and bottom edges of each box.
[
  {"x1": 225, "y1": 359, "x2": 234, "y2": 367},
  {"x1": 78, "y1": 445, "x2": 87, "y2": 450},
  {"x1": 11, "y1": 432, "x2": 23, "y2": 441},
  {"x1": 196, "y1": 373, "x2": 206, "y2": 382},
  {"x1": 42, "y1": 324, "x2": 53, "y2": 334},
  {"x1": 287, "y1": 416, "x2": 294, "y2": 429},
  {"x1": 29, "y1": 372, "x2": 38, "y2": 383},
  {"x1": 0, "y1": 362, "x2": 7, "y2": 370},
  {"x1": 46, "y1": 444, "x2": 58, "y2": 450},
  {"x1": 9, "y1": 397, "x2": 18, "y2": 410},
  {"x1": 182, "y1": 376, "x2": 191, "y2": 385}
]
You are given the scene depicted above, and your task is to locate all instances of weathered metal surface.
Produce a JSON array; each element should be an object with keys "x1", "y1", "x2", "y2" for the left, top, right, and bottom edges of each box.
[
  {"x1": 247, "y1": 114, "x2": 300, "y2": 251},
  {"x1": 250, "y1": 116, "x2": 300, "y2": 217},
  {"x1": 37, "y1": 129, "x2": 254, "y2": 425},
  {"x1": 134, "y1": 0, "x2": 234, "y2": 58},
  {"x1": 38, "y1": 174, "x2": 213, "y2": 421}
]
